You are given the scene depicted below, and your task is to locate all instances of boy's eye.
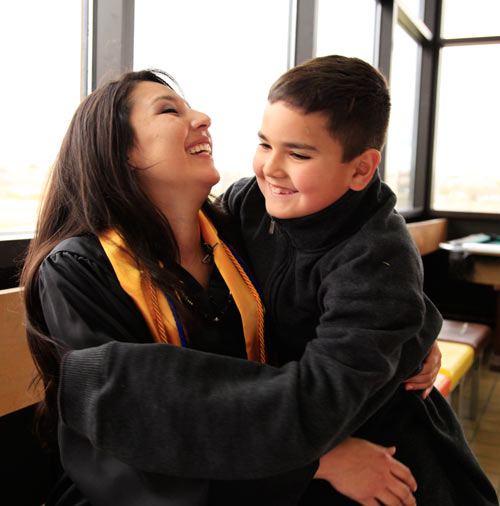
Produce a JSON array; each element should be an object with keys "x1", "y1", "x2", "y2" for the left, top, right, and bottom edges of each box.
[
  {"x1": 258, "y1": 142, "x2": 271, "y2": 150},
  {"x1": 291, "y1": 152, "x2": 310, "y2": 160}
]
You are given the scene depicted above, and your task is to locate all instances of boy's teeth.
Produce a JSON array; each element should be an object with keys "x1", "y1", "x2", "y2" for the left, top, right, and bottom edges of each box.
[
  {"x1": 187, "y1": 143, "x2": 211, "y2": 154},
  {"x1": 271, "y1": 185, "x2": 294, "y2": 194}
]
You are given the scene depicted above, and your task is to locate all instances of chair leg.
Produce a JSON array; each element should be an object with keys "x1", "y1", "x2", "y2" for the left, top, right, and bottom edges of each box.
[
  {"x1": 451, "y1": 380, "x2": 464, "y2": 418},
  {"x1": 469, "y1": 353, "x2": 482, "y2": 420}
]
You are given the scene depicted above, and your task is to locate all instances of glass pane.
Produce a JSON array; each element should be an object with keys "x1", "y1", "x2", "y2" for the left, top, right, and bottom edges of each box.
[
  {"x1": 384, "y1": 24, "x2": 421, "y2": 211},
  {"x1": 134, "y1": 0, "x2": 290, "y2": 194},
  {"x1": 315, "y1": 0, "x2": 376, "y2": 64},
  {"x1": 400, "y1": 0, "x2": 424, "y2": 21},
  {"x1": 0, "y1": 1, "x2": 82, "y2": 234},
  {"x1": 442, "y1": 0, "x2": 500, "y2": 39},
  {"x1": 432, "y1": 44, "x2": 500, "y2": 213}
]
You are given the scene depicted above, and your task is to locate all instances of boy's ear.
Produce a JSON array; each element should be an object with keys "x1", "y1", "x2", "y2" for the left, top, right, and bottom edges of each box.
[{"x1": 349, "y1": 149, "x2": 381, "y2": 191}]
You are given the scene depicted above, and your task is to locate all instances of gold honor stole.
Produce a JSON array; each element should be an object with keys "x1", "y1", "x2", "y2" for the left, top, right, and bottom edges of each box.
[{"x1": 99, "y1": 210, "x2": 266, "y2": 363}]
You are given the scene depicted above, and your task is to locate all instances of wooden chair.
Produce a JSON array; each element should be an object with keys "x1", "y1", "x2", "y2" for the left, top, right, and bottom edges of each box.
[
  {"x1": 406, "y1": 218, "x2": 448, "y2": 256},
  {"x1": 438, "y1": 319, "x2": 491, "y2": 419},
  {"x1": 406, "y1": 218, "x2": 492, "y2": 419},
  {"x1": 0, "y1": 287, "x2": 42, "y2": 416},
  {"x1": 437, "y1": 340, "x2": 475, "y2": 415},
  {"x1": 0, "y1": 287, "x2": 54, "y2": 505}
]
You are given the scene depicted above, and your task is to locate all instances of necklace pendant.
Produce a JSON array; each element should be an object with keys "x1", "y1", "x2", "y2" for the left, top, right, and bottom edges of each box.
[
  {"x1": 201, "y1": 253, "x2": 213, "y2": 265},
  {"x1": 201, "y1": 241, "x2": 218, "y2": 265}
]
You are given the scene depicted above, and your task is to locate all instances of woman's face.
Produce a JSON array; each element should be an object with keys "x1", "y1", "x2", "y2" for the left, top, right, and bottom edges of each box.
[{"x1": 127, "y1": 81, "x2": 219, "y2": 206}]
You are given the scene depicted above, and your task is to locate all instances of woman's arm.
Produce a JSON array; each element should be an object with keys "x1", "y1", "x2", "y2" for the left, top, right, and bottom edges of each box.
[
  {"x1": 48, "y1": 238, "x2": 440, "y2": 481},
  {"x1": 40, "y1": 241, "x2": 317, "y2": 480},
  {"x1": 45, "y1": 245, "x2": 420, "y2": 502}
]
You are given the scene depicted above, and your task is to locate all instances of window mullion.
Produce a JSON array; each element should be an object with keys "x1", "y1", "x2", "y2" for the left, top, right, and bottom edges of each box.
[
  {"x1": 294, "y1": 0, "x2": 317, "y2": 65},
  {"x1": 375, "y1": 0, "x2": 395, "y2": 180},
  {"x1": 92, "y1": 0, "x2": 134, "y2": 91}
]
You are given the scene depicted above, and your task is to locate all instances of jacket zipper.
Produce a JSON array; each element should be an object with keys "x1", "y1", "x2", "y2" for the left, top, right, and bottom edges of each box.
[
  {"x1": 268, "y1": 218, "x2": 275, "y2": 235},
  {"x1": 264, "y1": 221, "x2": 293, "y2": 325}
]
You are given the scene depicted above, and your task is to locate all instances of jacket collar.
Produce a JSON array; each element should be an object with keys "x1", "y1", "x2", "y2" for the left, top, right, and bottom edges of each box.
[{"x1": 271, "y1": 172, "x2": 392, "y2": 251}]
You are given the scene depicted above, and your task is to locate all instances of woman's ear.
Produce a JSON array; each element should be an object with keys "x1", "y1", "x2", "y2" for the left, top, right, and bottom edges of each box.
[{"x1": 349, "y1": 149, "x2": 381, "y2": 191}]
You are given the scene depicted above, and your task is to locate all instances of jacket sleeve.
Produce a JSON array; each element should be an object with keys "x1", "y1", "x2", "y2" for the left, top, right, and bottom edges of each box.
[
  {"x1": 53, "y1": 231, "x2": 441, "y2": 481},
  {"x1": 310, "y1": 236, "x2": 441, "y2": 436},
  {"x1": 40, "y1": 246, "x2": 318, "y2": 481}
]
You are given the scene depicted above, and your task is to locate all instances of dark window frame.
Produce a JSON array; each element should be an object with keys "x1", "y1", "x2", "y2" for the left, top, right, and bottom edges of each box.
[
  {"x1": 425, "y1": 1, "x2": 500, "y2": 233},
  {"x1": 2, "y1": 0, "x2": 498, "y2": 285}
]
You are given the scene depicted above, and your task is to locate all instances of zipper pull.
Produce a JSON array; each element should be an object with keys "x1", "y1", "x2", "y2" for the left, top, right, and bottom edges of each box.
[{"x1": 268, "y1": 218, "x2": 275, "y2": 235}]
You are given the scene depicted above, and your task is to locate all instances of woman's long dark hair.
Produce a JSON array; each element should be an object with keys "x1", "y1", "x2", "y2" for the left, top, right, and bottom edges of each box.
[{"x1": 20, "y1": 69, "x2": 221, "y2": 448}]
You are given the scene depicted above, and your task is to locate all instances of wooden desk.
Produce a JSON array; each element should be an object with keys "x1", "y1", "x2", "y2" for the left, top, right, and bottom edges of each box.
[{"x1": 440, "y1": 237, "x2": 500, "y2": 371}]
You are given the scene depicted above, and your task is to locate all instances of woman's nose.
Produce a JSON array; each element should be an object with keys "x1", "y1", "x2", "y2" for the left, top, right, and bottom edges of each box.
[{"x1": 190, "y1": 110, "x2": 211, "y2": 129}]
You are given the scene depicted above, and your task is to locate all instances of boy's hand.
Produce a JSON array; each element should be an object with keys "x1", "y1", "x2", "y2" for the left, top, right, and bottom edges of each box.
[
  {"x1": 404, "y1": 341, "x2": 442, "y2": 399},
  {"x1": 314, "y1": 437, "x2": 417, "y2": 506}
]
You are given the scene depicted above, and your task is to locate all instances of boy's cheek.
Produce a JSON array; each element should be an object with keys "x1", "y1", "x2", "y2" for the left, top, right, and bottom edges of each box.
[
  {"x1": 255, "y1": 175, "x2": 267, "y2": 198},
  {"x1": 252, "y1": 154, "x2": 263, "y2": 177}
]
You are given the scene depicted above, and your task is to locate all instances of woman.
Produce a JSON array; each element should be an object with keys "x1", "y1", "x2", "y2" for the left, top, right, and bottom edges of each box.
[{"x1": 22, "y1": 69, "x2": 430, "y2": 505}]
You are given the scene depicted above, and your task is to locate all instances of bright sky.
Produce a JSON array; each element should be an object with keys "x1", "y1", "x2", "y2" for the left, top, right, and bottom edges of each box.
[
  {"x1": 0, "y1": 1, "x2": 81, "y2": 170},
  {"x1": 133, "y1": 0, "x2": 290, "y2": 193},
  {"x1": 0, "y1": 0, "x2": 498, "y2": 228}
]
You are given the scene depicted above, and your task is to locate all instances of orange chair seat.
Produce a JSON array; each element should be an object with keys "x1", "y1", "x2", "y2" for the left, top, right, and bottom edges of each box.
[{"x1": 434, "y1": 372, "x2": 451, "y2": 397}]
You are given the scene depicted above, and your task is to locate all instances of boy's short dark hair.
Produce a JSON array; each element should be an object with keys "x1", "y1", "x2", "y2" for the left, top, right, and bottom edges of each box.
[{"x1": 268, "y1": 55, "x2": 391, "y2": 162}]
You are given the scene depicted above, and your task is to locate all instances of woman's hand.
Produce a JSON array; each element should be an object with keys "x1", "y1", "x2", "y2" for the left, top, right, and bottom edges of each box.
[
  {"x1": 314, "y1": 437, "x2": 417, "y2": 506},
  {"x1": 404, "y1": 340, "x2": 442, "y2": 399}
]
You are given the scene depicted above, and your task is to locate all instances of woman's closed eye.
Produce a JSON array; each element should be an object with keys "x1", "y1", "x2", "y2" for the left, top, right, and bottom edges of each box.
[{"x1": 161, "y1": 107, "x2": 178, "y2": 114}]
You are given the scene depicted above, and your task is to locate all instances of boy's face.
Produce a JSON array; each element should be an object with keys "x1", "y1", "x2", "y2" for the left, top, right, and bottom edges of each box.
[{"x1": 253, "y1": 101, "x2": 359, "y2": 219}]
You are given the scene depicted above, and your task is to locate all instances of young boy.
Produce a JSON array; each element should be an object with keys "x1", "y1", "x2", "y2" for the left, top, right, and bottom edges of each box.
[
  {"x1": 57, "y1": 57, "x2": 497, "y2": 505},
  {"x1": 221, "y1": 55, "x2": 497, "y2": 504}
]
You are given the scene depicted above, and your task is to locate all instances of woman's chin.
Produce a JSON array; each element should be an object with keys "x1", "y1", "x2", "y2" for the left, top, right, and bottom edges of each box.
[{"x1": 207, "y1": 168, "x2": 221, "y2": 187}]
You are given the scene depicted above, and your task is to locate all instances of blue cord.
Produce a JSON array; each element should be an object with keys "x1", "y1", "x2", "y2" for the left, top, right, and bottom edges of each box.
[{"x1": 164, "y1": 292, "x2": 187, "y2": 347}]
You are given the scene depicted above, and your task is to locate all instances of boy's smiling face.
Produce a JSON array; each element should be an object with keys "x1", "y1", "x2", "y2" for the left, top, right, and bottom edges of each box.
[{"x1": 253, "y1": 100, "x2": 364, "y2": 220}]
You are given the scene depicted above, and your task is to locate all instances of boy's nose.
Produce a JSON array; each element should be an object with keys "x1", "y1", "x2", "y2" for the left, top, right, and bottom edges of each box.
[{"x1": 263, "y1": 155, "x2": 286, "y2": 178}]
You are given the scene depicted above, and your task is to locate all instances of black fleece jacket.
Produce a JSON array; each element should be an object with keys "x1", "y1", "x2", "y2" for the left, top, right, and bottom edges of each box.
[
  {"x1": 53, "y1": 174, "x2": 497, "y2": 505},
  {"x1": 223, "y1": 175, "x2": 497, "y2": 505}
]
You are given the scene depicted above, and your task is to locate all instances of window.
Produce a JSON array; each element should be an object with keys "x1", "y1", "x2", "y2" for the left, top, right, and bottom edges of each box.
[
  {"x1": 133, "y1": 0, "x2": 290, "y2": 194},
  {"x1": 0, "y1": 1, "x2": 83, "y2": 235},
  {"x1": 441, "y1": 0, "x2": 500, "y2": 39},
  {"x1": 431, "y1": 0, "x2": 500, "y2": 213},
  {"x1": 401, "y1": 0, "x2": 424, "y2": 21},
  {"x1": 432, "y1": 43, "x2": 500, "y2": 212},
  {"x1": 315, "y1": 0, "x2": 377, "y2": 64},
  {"x1": 384, "y1": 23, "x2": 421, "y2": 211}
]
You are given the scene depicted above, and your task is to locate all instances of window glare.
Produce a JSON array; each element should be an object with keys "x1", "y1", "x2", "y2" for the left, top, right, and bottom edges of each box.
[
  {"x1": 315, "y1": 0, "x2": 376, "y2": 64},
  {"x1": 0, "y1": 1, "x2": 82, "y2": 234},
  {"x1": 441, "y1": 0, "x2": 500, "y2": 39},
  {"x1": 399, "y1": 0, "x2": 424, "y2": 20},
  {"x1": 432, "y1": 44, "x2": 500, "y2": 213},
  {"x1": 384, "y1": 24, "x2": 420, "y2": 211},
  {"x1": 134, "y1": 0, "x2": 290, "y2": 194}
]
